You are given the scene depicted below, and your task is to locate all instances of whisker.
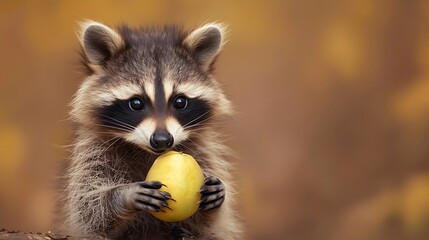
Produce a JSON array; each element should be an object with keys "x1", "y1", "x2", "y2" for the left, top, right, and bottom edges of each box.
[
  {"x1": 89, "y1": 122, "x2": 134, "y2": 132},
  {"x1": 96, "y1": 113, "x2": 137, "y2": 130},
  {"x1": 190, "y1": 120, "x2": 233, "y2": 130},
  {"x1": 181, "y1": 112, "x2": 218, "y2": 131},
  {"x1": 103, "y1": 137, "x2": 122, "y2": 153},
  {"x1": 85, "y1": 121, "x2": 134, "y2": 132},
  {"x1": 99, "y1": 119, "x2": 135, "y2": 131},
  {"x1": 182, "y1": 109, "x2": 212, "y2": 129},
  {"x1": 102, "y1": 122, "x2": 135, "y2": 132},
  {"x1": 183, "y1": 126, "x2": 219, "y2": 132}
]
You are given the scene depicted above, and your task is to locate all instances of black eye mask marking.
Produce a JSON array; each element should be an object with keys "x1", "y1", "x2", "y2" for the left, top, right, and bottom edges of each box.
[
  {"x1": 98, "y1": 98, "x2": 149, "y2": 132},
  {"x1": 96, "y1": 95, "x2": 212, "y2": 133},
  {"x1": 172, "y1": 97, "x2": 212, "y2": 128}
]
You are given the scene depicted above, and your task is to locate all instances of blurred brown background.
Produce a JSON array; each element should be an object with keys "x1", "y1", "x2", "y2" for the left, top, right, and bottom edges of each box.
[{"x1": 1, "y1": 1, "x2": 429, "y2": 239}]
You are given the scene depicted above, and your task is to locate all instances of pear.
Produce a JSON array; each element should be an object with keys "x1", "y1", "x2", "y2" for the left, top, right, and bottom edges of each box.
[{"x1": 146, "y1": 151, "x2": 204, "y2": 222}]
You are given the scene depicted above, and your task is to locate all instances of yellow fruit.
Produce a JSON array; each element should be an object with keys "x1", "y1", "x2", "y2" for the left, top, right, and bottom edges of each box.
[{"x1": 145, "y1": 151, "x2": 204, "y2": 222}]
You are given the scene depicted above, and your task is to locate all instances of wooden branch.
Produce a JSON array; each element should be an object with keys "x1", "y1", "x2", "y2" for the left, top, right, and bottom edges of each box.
[{"x1": 0, "y1": 228, "x2": 105, "y2": 240}]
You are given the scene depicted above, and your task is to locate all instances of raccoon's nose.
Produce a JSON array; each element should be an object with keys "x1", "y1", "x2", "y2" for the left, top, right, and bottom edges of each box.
[{"x1": 150, "y1": 130, "x2": 174, "y2": 151}]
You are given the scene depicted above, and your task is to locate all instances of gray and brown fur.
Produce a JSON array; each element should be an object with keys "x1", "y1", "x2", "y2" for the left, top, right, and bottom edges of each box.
[{"x1": 62, "y1": 20, "x2": 242, "y2": 239}]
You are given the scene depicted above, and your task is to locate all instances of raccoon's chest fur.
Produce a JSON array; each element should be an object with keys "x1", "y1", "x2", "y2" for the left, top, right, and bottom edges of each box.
[{"x1": 111, "y1": 140, "x2": 156, "y2": 181}]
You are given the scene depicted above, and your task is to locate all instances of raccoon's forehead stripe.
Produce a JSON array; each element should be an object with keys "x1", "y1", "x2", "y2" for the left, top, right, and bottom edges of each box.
[
  {"x1": 144, "y1": 81, "x2": 155, "y2": 103},
  {"x1": 163, "y1": 74, "x2": 174, "y2": 102}
]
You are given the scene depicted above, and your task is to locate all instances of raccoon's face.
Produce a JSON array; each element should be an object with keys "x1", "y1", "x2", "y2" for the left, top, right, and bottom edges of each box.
[{"x1": 71, "y1": 21, "x2": 232, "y2": 154}]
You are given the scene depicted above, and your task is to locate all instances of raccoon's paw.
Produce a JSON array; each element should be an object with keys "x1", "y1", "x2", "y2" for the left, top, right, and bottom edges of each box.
[
  {"x1": 121, "y1": 181, "x2": 174, "y2": 213},
  {"x1": 198, "y1": 176, "x2": 225, "y2": 211},
  {"x1": 171, "y1": 227, "x2": 197, "y2": 240}
]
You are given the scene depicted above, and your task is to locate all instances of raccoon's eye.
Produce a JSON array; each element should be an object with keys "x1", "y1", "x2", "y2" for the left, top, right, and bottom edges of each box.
[
  {"x1": 173, "y1": 96, "x2": 188, "y2": 110},
  {"x1": 129, "y1": 97, "x2": 144, "y2": 111}
]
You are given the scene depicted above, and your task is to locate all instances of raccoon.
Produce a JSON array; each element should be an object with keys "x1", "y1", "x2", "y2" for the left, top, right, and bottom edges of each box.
[{"x1": 63, "y1": 20, "x2": 242, "y2": 240}]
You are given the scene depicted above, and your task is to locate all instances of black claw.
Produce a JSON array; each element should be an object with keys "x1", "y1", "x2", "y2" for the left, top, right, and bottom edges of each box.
[
  {"x1": 161, "y1": 201, "x2": 173, "y2": 211},
  {"x1": 140, "y1": 181, "x2": 164, "y2": 189},
  {"x1": 161, "y1": 191, "x2": 172, "y2": 200},
  {"x1": 130, "y1": 180, "x2": 175, "y2": 214},
  {"x1": 138, "y1": 189, "x2": 169, "y2": 201}
]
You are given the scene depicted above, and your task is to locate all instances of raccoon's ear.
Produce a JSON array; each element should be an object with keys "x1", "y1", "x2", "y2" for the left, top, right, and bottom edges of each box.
[
  {"x1": 183, "y1": 23, "x2": 227, "y2": 71},
  {"x1": 79, "y1": 20, "x2": 124, "y2": 68}
]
